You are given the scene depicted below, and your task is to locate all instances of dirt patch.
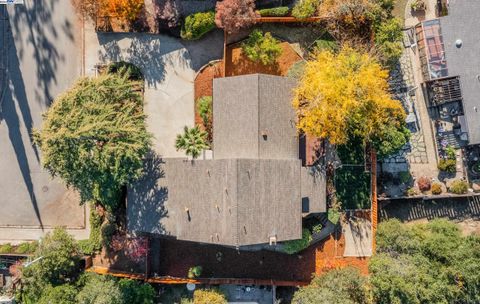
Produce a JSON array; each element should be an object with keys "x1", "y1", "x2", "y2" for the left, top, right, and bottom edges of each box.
[{"x1": 224, "y1": 41, "x2": 302, "y2": 77}]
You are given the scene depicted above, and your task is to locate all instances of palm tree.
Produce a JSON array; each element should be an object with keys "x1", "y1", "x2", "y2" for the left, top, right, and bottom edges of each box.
[{"x1": 175, "y1": 126, "x2": 209, "y2": 159}]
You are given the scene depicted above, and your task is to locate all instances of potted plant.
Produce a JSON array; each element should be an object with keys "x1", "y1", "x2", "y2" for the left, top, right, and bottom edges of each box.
[{"x1": 411, "y1": 0, "x2": 426, "y2": 11}]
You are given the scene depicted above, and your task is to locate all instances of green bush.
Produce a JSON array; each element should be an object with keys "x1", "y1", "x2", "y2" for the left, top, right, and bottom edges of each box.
[
  {"x1": 375, "y1": 18, "x2": 403, "y2": 64},
  {"x1": 258, "y1": 6, "x2": 289, "y2": 17},
  {"x1": 242, "y1": 29, "x2": 283, "y2": 65},
  {"x1": 188, "y1": 265, "x2": 203, "y2": 278},
  {"x1": 119, "y1": 279, "x2": 156, "y2": 304},
  {"x1": 449, "y1": 180, "x2": 469, "y2": 194},
  {"x1": 78, "y1": 205, "x2": 103, "y2": 255},
  {"x1": 431, "y1": 183, "x2": 443, "y2": 195},
  {"x1": 438, "y1": 158, "x2": 456, "y2": 173},
  {"x1": 16, "y1": 241, "x2": 39, "y2": 254},
  {"x1": 181, "y1": 11, "x2": 216, "y2": 40},
  {"x1": 291, "y1": 0, "x2": 319, "y2": 19},
  {"x1": 197, "y1": 96, "x2": 212, "y2": 128},
  {"x1": 107, "y1": 61, "x2": 143, "y2": 81},
  {"x1": 283, "y1": 228, "x2": 312, "y2": 254},
  {"x1": 0, "y1": 243, "x2": 13, "y2": 254},
  {"x1": 445, "y1": 146, "x2": 456, "y2": 160},
  {"x1": 312, "y1": 223, "x2": 323, "y2": 234}
]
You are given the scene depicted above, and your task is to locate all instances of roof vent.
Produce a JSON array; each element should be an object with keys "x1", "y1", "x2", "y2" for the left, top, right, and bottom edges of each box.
[
  {"x1": 455, "y1": 39, "x2": 463, "y2": 48},
  {"x1": 269, "y1": 235, "x2": 277, "y2": 246}
]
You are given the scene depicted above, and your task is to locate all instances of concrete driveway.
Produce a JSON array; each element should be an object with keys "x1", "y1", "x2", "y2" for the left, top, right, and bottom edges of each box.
[
  {"x1": 0, "y1": 1, "x2": 87, "y2": 242},
  {"x1": 85, "y1": 26, "x2": 223, "y2": 157}
]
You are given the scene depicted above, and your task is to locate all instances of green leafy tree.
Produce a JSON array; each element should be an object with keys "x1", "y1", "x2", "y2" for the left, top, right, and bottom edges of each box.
[
  {"x1": 37, "y1": 284, "x2": 77, "y2": 304},
  {"x1": 20, "y1": 228, "x2": 80, "y2": 303},
  {"x1": 76, "y1": 273, "x2": 123, "y2": 304},
  {"x1": 118, "y1": 279, "x2": 156, "y2": 304},
  {"x1": 371, "y1": 219, "x2": 480, "y2": 304},
  {"x1": 175, "y1": 126, "x2": 209, "y2": 159},
  {"x1": 292, "y1": 267, "x2": 370, "y2": 304},
  {"x1": 33, "y1": 73, "x2": 152, "y2": 209},
  {"x1": 242, "y1": 29, "x2": 283, "y2": 65}
]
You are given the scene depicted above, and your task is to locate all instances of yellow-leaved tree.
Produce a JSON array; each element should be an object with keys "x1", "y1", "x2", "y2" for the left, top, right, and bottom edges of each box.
[{"x1": 292, "y1": 47, "x2": 410, "y2": 158}]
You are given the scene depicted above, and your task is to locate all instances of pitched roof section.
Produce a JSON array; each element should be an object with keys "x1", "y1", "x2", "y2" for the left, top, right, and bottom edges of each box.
[
  {"x1": 440, "y1": 0, "x2": 480, "y2": 144},
  {"x1": 127, "y1": 158, "x2": 302, "y2": 247},
  {"x1": 213, "y1": 74, "x2": 298, "y2": 160}
]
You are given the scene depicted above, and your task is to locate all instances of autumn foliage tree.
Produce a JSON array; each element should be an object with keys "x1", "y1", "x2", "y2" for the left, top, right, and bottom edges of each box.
[
  {"x1": 292, "y1": 47, "x2": 409, "y2": 157},
  {"x1": 215, "y1": 0, "x2": 259, "y2": 34},
  {"x1": 72, "y1": 0, "x2": 144, "y2": 22}
]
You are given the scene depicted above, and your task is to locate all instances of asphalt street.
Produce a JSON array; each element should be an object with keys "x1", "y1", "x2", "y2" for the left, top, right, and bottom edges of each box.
[{"x1": 0, "y1": 1, "x2": 85, "y2": 232}]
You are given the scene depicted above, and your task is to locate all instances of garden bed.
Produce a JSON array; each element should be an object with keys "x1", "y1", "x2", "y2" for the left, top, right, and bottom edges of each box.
[{"x1": 224, "y1": 41, "x2": 302, "y2": 77}]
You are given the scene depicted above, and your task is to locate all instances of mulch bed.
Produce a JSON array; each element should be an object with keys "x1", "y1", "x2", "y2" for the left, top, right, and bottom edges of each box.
[
  {"x1": 194, "y1": 61, "x2": 223, "y2": 127},
  {"x1": 224, "y1": 41, "x2": 302, "y2": 77},
  {"x1": 154, "y1": 238, "x2": 316, "y2": 282}
]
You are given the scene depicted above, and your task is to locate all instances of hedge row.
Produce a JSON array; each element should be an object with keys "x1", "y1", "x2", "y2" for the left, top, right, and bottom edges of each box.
[{"x1": 258, "y1": 6, "x2": 290, "y2": 17}]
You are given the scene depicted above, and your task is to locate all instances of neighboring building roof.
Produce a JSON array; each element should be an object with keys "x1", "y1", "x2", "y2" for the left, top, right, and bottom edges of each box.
[
  {"x1": 440, "y1": 0, "x2": 480, "y2": 144},
  {"x1": 213, "y1": 74, "x2": 298, "y2": 160},
  {"x1": 127, "y1": 74, "x2": 326, "y2": 247},
  {"x1": 127, "y1": 158, "x2": 303, "y2": 246}
]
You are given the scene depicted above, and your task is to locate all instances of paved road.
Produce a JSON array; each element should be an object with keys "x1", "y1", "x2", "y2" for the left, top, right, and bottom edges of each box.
[{"x1": 0, "y1": 1, "x2": 87, "y2": 240}]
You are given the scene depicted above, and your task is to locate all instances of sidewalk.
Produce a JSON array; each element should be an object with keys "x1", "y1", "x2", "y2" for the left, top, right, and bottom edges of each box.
[{"x1": 0, "y1": 6, "x2": 7, "y2": 115}]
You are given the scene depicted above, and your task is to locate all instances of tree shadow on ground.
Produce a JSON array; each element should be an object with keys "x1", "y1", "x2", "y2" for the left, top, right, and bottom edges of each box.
[{"x1": 97, "y1": 33, "x2": 195, "y2": 89}]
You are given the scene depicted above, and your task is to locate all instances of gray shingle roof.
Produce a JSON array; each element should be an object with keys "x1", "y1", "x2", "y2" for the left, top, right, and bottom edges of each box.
[
  {"x1": 440, "y1": 0, "x2": 480, "y2": 144},
  {"x1": 127, "y1": 74, "x2": 326, "y2": 246},
  {"x1": 213, "y1": 74, "x2": 298, "y2": 159}
]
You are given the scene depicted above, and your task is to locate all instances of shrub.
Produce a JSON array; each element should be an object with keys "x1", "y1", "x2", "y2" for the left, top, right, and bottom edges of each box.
[
  {"x1": 181, "y1": 11, "x2": 216, "y2": 40},
  {"x1": 398, "y1": 171, "x2": 412, "y2": 184},
  {"x1": 175, "y1": 126, "x2": 209, "y2": 159},
  {"x1": 312, "y1": 223, "x2": 323, "y2": 234},
  {"x1": 242, "y1": 29, "x2": 283, "y2": 65},
  {"x1": 0, "y1": 243, "x2": 13, "y2": 254},
  {"x1": 375, "y1": 18, "x2": 403, "y2": 65},
  {"x1": 16, "y1": 241, "x2": 39, "y2": 254},
  {"x1": 156, "y1": 0, "x2": 181, "y2": 29},
  {"x1": 258, "y1": 6, "x2": 289, "y2": 17},
  {"x1": 417, "y1": 176, "x2": 431, "y2": 192},
  {"x1": 445, "y1": 146, "x2": 456, "y2": 160},
  {"x1": 438, "y1": 158, "x2": 456, "y2": 173},
  {"x1": 188, "y1": 266, "x2": 203, "y2": 278},
  {"x1": 107, "y1": 61, "x2": 143, "y2": 80},
  {"x1": 283, "y1": 228, "x2": 312, "y2": 254},
  {"x1": 193, "y1": 289, "x2": 227, "y2": 304},
  {"x1": 119, "y1": 279, "x2": 156, "y2": 304},
  {"x1": 78, "y1": 205, "x2": 103, "y2": 255},
  {"x1": 431, "y1": 182, "x2": 443, "y2": 195},
  {"x1": 406, "y1": 187, "x2": 418, "y2": 196},
  {"x1": 411, "y1": 0, "x2": 426, "y2": 11},
  {"x1": 292, "y1": 0, "x2": 319, "y2": 19},
  {"x1": 197, "y1": 96, "x2": 212, "y2": 129},
  {"x1": 449, "y1": 180, "x2": 469, "y2": 194},
  {"x1": 215, "y1": 0, "x2": 258, "y2": 34}
]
